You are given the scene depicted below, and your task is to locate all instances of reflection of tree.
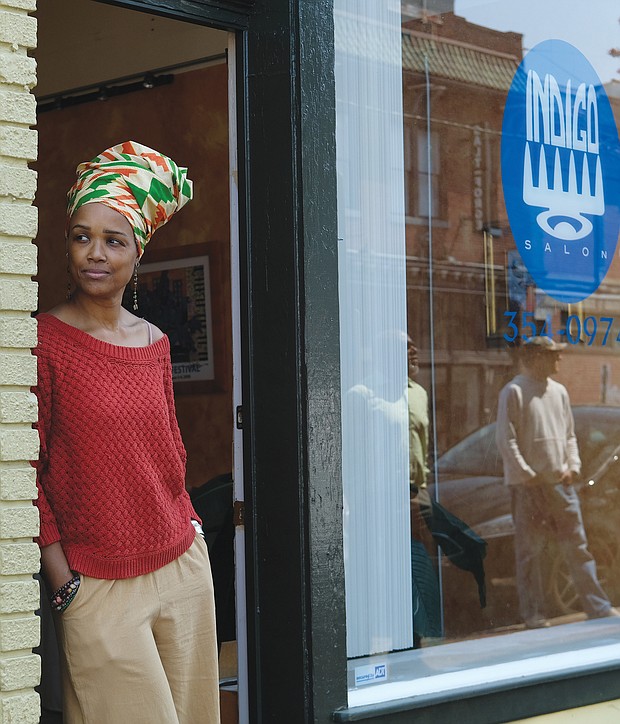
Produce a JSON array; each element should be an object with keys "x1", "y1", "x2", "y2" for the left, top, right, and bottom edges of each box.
[{"x1": 137, "y1": 270, "x2": 205, "y2": 363}]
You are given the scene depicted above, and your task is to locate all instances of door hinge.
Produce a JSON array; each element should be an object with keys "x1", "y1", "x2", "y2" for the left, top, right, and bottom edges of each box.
[
  {"x1": 236, "y1": 405, "x2": 243, "y2": 430},
  {"x1": 233, "y1": 500, "x2": 245, "y2": 527}
]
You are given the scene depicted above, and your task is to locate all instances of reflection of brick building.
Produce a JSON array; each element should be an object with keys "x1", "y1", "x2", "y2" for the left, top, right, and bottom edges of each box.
[{"x1": 403, "y1": 11, "x2": 620, "y2": 451}]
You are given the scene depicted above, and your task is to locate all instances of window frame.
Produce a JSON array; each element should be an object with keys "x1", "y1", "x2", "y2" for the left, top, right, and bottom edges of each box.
[{"x1": 333, "y1": 2, "x2": 620, "y2": 721}]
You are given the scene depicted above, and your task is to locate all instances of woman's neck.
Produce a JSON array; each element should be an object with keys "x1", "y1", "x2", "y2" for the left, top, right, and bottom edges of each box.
[
  {"x1": 48, "y1": 294, "x2": 148, "y2": 346},
  {"x1": 66, "y1": 294, "x2": 126, "y2": 331}
]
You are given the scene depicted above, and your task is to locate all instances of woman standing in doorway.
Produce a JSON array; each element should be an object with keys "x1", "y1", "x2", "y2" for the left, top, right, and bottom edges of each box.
[{"x1": 33, "y1": 141, "x2": 220, "y2": 723}]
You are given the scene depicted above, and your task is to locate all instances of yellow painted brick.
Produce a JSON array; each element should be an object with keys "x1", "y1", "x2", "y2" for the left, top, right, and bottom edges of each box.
[
  {"x1": 0, "y1": 127, "x2": 36, "y2": 161},
  {"x1": 0, "y1": 52, "x2": 36, "y2": 88},
  {"x1": 0, "y1": 166, "x2": 36, "y2": 200},
  {"x1": 0, "y1": 279, "x2": 37, "y2": 311},
  {"x1": 0, "y1": 278, "x2": 37, "y2": 311},
  {"x1": 0, "y1": 616, "x2": 39, "y2": 651},
  {"x1": 0, "y1": 579, "x2": 39, "y2": 614},
  {"x1": 0, "y1": 391, "x2": 36, "y2": 423},
  {"x1": 0, "y1": 653, "x2": 40, "y2": 691},
  {"x1": 0, "y1": 542, "x2": 39, "y2": 575},
  {"x1": 0, "y1": 316, "x2": 37, "y2": 348},
  {"x1": 1, "y1": 0, "x2": 37, "y2": 9},
  {"x1": 0, "y1": 204, "x2": 37, "y2": 237},
  {"x1": 0, "y1": 89, "x2": 35, "y2": 125},
  {"x1": 0, "y1": 353, "x2": 36, "y2": 385},
  {"x1": 0, "y1": 242, "x2": 36, "y2": 274},
  {"x1": 0, "y1": 429, "x2": 39, "y2": 462},
  {"x1": 0, "y1": 12, "x2": 36, "y2": 49},
  {"x1": 0, "y1": 504, "x2": 38, "y2": 537},
  {"x1": 0, "y1": 467, "x2": 37, "y2": 501},
  {"x1": 0, "y1": 691, "x2": 40, "y2": 724}
]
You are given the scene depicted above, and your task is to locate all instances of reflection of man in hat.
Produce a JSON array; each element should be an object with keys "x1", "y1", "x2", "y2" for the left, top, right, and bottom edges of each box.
[{"x1": 496, "y1": 336, "x2": 619, "y2": 627}]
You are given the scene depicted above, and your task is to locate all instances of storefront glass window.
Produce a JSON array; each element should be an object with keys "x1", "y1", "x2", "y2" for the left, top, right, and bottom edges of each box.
[{"x1": 335, "y1": 0, "x2": 620, "y2": 705}]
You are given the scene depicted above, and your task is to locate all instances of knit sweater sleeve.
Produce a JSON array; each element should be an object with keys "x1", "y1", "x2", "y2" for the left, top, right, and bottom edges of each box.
[
  {"x1": 496, "y1": 383, "x2": 537, "y2": 486},
  {"x1": 563, "y1": 388, "x2": 581, "y2": 475},
  {"x1": 163, "y1": 353, "x2": 187, "y2": 469},
  {"x1": 32, "y1": 350, "x2": 62, "y2": 547}
]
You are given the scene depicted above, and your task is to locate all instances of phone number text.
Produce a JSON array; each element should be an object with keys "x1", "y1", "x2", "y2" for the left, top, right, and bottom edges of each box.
[{"x1": 504, "y1": 312, "x2": 619, "y2": 346}]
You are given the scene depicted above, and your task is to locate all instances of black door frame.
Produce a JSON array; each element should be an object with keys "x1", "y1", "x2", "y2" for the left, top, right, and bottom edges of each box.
[
  {"x1": 99, "y1": 0, "x2": 252, "y2": 30},
  {"x1": 237, "y1": 4, "x2": 346, "y2": 720},
  {"x1": 94, "y1": 2, "x2": 348, "y2": 722}
]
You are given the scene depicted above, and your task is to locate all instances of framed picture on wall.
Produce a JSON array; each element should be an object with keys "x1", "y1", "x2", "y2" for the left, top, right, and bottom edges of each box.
[{"x1": 125, "y1": 242, "x2": 219, "y2": 393}]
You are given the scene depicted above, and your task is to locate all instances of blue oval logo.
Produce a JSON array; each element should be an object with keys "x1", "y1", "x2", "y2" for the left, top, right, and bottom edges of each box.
[{"x1": 502, "y1": 40, "x2": 620, "y2": 303}]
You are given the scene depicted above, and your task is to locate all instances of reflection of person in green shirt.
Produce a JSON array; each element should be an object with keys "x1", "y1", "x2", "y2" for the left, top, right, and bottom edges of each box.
[
  {"x1": 408, "y1": 338, "x2": 488, "y2": 636},
  {"x1": 407, "y1": 336, "x2": 441, "y2": 642},
  {"x1": 408, "y1": 337, "x2": 429, "y2": 494}
]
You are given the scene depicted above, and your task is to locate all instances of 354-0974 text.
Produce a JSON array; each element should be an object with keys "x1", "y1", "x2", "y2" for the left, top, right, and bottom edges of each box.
[{"x1": 503, "y1": 311, "x2": 619, "y2": 346}]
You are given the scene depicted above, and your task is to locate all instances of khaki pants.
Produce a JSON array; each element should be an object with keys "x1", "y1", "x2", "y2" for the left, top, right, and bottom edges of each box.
[{"x1": 55, "y1": 535, "x2": 221, "y2": 723}]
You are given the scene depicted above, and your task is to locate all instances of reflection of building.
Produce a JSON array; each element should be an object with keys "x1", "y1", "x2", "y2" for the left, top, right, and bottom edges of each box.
[
  {"x1": 403, "y1": 12, "x2": 620, "y2": 452},
  {"x1": 402, "y1": 13, "x2": 522, "y2": 449}
]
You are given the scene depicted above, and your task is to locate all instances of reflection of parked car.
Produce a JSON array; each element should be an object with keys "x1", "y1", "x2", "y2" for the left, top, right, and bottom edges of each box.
[{"x1": 430, "y1": 406, "x2": 620, "y2": 633}]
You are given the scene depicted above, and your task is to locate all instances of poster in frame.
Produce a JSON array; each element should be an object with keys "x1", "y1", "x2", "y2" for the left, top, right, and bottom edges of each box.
[{"x1": 128, "y1": 242, "x2": 219, "y2": 393}]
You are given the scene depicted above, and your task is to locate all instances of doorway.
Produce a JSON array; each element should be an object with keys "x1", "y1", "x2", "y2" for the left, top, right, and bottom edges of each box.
[{"x1": 33, "y1": 2, "x2": 245, "y2": 721}]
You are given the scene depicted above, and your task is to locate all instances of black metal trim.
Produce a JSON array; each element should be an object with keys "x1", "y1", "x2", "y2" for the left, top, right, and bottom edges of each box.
[
  {"x1": 37, "y1": 73, "x2": 175, "y2": 113},
  {"x1": 95, "y1": 0, "x2": 252, "y2": 29}
]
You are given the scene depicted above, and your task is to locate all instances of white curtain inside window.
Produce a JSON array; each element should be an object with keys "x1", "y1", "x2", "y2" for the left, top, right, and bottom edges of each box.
[{"x1": 335, "y1": 1, "x2": 413, "y2": 657}]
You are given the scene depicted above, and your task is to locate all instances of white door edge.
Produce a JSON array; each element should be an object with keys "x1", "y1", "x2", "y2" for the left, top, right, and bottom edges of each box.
[{"x1": 228, "y1": 31, "x2": 249, "y2": 724}]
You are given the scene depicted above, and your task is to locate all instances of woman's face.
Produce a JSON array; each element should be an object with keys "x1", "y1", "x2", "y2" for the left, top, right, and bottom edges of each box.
[{"x1": 67, "y1": 203, "x2": 138, "y2": 302}]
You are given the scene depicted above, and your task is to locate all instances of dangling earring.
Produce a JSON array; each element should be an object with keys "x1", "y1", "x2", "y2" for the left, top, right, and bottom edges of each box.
[{"x1": 133, "y1": 262, "x2": 140, "y2": 311}]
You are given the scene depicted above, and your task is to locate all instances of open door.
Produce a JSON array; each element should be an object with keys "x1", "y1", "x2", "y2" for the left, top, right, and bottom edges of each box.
[{"x1": 34, "y1": 3, "x2": 246, "y2": 722}]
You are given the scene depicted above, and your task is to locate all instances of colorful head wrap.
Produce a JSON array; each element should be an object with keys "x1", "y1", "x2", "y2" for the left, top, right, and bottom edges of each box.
[{"x1": 66, "y1": 141, "x2": 193, "y2": 257}]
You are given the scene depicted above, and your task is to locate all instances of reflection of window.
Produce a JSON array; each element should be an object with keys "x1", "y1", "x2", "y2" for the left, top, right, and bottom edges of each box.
[{"x1": 405, "y1": 126, "x2": 440, "y2": 218}]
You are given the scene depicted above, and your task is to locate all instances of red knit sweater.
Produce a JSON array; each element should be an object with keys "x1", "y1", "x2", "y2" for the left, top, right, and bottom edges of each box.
[{"x1": 33, "y1": 313, "x2": 198, "y2": 579}]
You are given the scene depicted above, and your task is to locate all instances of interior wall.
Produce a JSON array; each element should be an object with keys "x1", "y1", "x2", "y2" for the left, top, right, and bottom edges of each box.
[
  {"x1": 35, "y1": 0, "x2": 228, "y2": 97},
  {"x1": 34, "y1": 62, "x2": 233, "y2": 488}
]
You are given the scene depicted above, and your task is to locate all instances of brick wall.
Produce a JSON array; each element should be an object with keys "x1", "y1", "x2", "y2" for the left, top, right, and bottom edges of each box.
[{"x1": 0, "y1": 0, "x2": 40, "y2": 721}]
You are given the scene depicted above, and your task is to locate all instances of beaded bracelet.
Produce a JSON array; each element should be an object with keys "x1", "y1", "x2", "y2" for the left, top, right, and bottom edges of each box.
[
  {"x1": 50, "y1": 575, "x2": 80, "y2": 613},
  {"x1": 191, "y1": 519, "x2": 205, "y2": 539}
]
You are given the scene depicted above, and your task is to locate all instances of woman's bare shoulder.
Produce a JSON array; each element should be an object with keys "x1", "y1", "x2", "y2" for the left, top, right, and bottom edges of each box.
[
  {"x1": 148, "y1": 322, "x2": 165, "y2": 344},
  {"x1": 121, "y1": 310, "x2": 165, "y2": 345}
]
